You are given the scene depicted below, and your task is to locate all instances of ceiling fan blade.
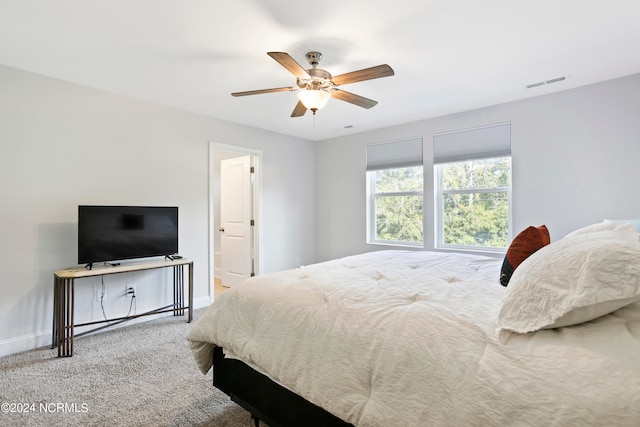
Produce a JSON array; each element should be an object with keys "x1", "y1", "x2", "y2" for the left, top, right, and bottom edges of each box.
[
  {"x1": 331, "y1": 64, "x2": 394, "y2": 86},
  {"x1": 231, "y1": 86, "x2": 296, "y2": 97},
  {"x1": 291, "y1": 100, "x2": 307, "y2": 117},
  {"x1": 331, "y1": 89, "x2": 378, "y2": 109},
  {"x1": 267, "y1": 52, "x2": 310, "y2": 79}
]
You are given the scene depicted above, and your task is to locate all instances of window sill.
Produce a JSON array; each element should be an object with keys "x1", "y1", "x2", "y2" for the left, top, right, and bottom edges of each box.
[
  {"x1": 367, "y1": 240, "x2": 423, "y2": 249},
  {"x1": 435, "y1": 245, "x2": 505, "y2": 258}
]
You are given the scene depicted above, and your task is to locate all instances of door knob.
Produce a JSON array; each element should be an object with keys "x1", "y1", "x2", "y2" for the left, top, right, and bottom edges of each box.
[{"x1": 219, "y1": 228, "x2": 225, "y2": 232}]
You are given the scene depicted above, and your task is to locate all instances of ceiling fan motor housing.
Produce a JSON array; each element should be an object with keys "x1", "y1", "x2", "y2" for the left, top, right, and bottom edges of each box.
[{"x1": 297, "y1": 68, "x2": 333, "y2": 90}]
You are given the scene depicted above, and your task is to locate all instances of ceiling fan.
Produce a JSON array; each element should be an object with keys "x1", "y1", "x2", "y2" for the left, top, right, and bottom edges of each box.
[{"x1": 231, "y1": 51, "x2": 394, "y2": 117}]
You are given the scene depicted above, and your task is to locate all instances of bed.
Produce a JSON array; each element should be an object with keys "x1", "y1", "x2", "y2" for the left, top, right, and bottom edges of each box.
[{"x1": 188, "y1": 222, "x2": 640, "y2": 426}]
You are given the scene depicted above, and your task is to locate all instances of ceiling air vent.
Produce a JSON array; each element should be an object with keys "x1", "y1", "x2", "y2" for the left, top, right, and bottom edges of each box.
[
  {"x1": 545, "y1": 76, "x2": 566, "y2": 84},
  {"x1": 526, "y1": 81, "x2": 545, "y2": 89},
  {"x1": 526, "y1": 75, "x2": 567, "y2": 89}
]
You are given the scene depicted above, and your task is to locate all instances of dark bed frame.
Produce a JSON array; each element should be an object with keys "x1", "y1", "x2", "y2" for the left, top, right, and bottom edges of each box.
[{"x1": 212, "y1": 346, "x2": 353, "y2": 427}]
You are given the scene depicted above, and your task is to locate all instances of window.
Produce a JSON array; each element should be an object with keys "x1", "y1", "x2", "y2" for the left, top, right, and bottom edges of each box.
[
  {"x1": 433, "y1": 123, "x2": 511, "y2": 252},
  {"x1": 368, "y1": 166, "x2": 423, "y2": 245},
  {"x1": 435, "y1": 157, "x2": 511, "y2": 250},
  {"x1": 366, "y1": 138, "x2": 423, "y2": 246}
]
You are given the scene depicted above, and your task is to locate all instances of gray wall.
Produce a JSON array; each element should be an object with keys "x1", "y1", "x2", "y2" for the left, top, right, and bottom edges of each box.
[
  {"x1": 315, "y1": 73, "x2": 640, "y2": 261},
  {"x1": 0, "y1": 65, "x2": 316, "y2": 356}
]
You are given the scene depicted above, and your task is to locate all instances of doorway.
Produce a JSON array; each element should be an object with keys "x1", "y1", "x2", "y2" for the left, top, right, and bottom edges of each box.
[{"x1": 209, "y1": 142, "x2": 261, "y2": 301}]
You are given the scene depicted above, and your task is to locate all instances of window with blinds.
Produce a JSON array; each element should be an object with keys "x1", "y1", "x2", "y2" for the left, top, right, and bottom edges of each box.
[
  {"x1": 433, "y1": 123, "x2": 512, "y2": 251},
  {"x1": 366, "y1": 138, "x2": 424, "y2": 246}
]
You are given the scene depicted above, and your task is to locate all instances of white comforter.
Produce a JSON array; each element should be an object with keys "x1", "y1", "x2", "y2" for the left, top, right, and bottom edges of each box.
[{"x1": 188, "y1": 250, "x2": 640, "y2": 426}]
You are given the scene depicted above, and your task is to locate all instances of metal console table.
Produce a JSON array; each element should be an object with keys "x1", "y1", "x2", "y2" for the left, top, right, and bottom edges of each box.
[{"x1": 53, "y1": 258, "x2": 193, "y2": 357}]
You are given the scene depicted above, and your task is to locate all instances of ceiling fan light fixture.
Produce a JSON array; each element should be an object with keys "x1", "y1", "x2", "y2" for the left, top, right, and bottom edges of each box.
[{"x1": 297, "y1": 89, "x2": 331, "y2": 112}]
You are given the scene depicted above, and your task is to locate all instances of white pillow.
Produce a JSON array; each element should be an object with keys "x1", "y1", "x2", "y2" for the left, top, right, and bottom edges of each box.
[
  {"x1": 497, "y1": 228, "x2": 640, "y2": 343},
  {"x1": 604, "y1": 218, "x2": 640, "y2": 232},
  {"x1": 564, "y1": 221, "x2": 637, "y2": 239}
]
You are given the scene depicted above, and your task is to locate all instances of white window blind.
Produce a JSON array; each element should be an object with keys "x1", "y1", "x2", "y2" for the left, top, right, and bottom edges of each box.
[
  {"x1": 433, "y1": 122, "x2": 511, "y2": 164},
  {"x1": 366, "y1": 137, "x2": 423, "y2": 171}
]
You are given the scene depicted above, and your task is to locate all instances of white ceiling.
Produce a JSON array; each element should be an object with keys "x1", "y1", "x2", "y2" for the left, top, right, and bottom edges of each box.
[{"x1": 1, "y1": 0, "x2": 639, "y2": 141}]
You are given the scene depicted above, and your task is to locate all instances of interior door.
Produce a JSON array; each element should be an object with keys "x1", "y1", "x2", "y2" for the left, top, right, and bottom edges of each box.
[{"x1": 220, "y1": 155, "x2": 253, "y2": 287}]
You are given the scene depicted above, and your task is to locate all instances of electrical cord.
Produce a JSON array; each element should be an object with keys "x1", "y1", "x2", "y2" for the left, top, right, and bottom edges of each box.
[
  {"x1": 125, "y1": 290, "x2": 136, "y2": 317},
  {"x1": 100, "y1": 277, "x2": 136, "y2": 321},
  {"x1": 100, "y1": 277, "x2": 107, "y2": 320}
]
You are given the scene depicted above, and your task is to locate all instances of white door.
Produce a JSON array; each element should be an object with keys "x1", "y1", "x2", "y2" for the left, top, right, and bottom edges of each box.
[{"x1": 220, "y1": 155, "x2": 253, "y2": 286}]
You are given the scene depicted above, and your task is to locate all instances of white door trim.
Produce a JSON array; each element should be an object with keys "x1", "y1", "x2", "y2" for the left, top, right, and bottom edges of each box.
[{"x1": 208, "y1": 141, "x2": 262, "y2": 303}]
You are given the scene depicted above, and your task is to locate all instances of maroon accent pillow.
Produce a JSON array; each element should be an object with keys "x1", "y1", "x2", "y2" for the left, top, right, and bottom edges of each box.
[{"x1": 500, "y1": 225, "x2": 550, "y2": 286}]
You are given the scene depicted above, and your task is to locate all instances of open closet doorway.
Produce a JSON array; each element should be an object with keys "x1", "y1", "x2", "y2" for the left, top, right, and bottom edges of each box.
[{"x1": 209, "y1": 142, "x2": 261, "y2": 301}]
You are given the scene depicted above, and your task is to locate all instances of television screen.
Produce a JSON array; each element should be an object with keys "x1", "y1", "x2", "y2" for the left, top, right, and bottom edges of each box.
[{"x1": 78, "y1": 205, "x2": 178, "y2": 266}]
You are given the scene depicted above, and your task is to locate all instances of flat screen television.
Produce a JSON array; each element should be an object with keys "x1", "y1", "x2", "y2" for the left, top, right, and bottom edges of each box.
[{"x1": 78, "y1": 205, "x2": 178, "y2": 267}]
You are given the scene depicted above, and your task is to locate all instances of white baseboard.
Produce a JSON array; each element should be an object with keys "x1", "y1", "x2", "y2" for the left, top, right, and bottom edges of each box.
[
  {"x1": 0, "y1": 330, "x2": 52, "y2": 358},
  {"x1": 0, "y1": 296, "x2": 213, "y2": 358},
  {"x1": 193, "y1": 295, "x2": 213, "y2": 309}
]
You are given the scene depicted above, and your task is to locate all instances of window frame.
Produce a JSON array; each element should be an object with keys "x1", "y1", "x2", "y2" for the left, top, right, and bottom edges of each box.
[
  {"x1": 434, "y1": 157, "x2": 512, "y2": 254},
  {"x1": 366, "y1": 166, "x2": 424, "y2": 248}
]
